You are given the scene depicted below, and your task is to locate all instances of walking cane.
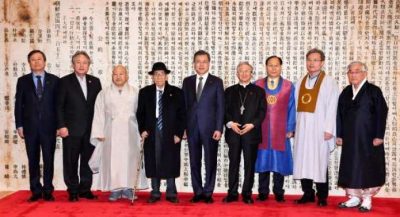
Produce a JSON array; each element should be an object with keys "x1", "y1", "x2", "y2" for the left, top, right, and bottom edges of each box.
[{"x1": 131, "y1": 138, "x2": 145, "y2": 204}]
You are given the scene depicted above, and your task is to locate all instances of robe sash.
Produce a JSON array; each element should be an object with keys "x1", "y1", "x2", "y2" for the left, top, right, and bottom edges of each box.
[
  {"x1": 255, "y1": 78, "x2": 291, "y2": 151},
  {"x1": 297, "y1": 71, "x2": 325, "y2": 113}
]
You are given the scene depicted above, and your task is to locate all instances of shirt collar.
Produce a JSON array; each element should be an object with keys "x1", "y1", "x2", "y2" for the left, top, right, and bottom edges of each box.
[
  {"x1": 308, "y1": 71, "x2": 321, "y2": 79},
  {"x1": 197, "y1": 72, "x2": 209, "y2": 81},
  {"x1": 239, "y1": 82, "x2": 251, "y2": 88},
  {"x1": 352, "y1": 78, "x2": 367, "y2": 92},
  {"x1": 267, "y1": 76, "x2": 279, "y2": 83},
  {"x1": 156, "y1": 86, "x2": 165, "y2": 92},
  {"x1": 32, "y1": 71, "x2": 45, "y2": 77}
]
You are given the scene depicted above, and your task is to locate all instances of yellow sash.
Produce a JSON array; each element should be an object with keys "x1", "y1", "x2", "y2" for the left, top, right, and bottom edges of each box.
[{"x1": 297, "y1": 71, "x2": 325, "y2": 113}]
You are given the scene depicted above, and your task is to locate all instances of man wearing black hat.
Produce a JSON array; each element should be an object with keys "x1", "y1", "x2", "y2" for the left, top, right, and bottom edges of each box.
[{"x1": 137, "y1": 62, "x2": 186, "y2": 203}]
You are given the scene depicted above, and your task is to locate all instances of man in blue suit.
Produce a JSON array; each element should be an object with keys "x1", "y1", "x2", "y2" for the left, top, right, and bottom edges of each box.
[
  {"x1": 182, "y1": 50, "x2": 224, "y2": 204},
  {"x1": 15, "y1": 50, "x2": 59, "y2": 202}
]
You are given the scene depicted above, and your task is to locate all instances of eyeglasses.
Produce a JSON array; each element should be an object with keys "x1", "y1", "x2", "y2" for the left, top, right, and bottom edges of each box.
[
  {"x1": 306, "y1": 59, "x2": 322, "y2": 63},
  {"x1": 347, "y1": 71, "x2": 365, "y2": 75}
]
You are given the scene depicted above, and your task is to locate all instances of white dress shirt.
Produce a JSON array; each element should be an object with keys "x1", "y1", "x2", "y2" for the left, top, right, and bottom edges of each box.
[{"x1": 76, "y1": 74, "x2": 87, "y2": 99}]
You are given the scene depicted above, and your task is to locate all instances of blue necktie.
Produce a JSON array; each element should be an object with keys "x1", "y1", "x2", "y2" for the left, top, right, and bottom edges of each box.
[
  {"x1": 156, "y1": 90, "x2": 163, "y2": 130},
  {"x1": 36, "y1": 76, "x2": 43, "y2": 100}
]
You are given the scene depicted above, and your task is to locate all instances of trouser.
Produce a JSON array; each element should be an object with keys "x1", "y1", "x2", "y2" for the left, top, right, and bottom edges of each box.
[
  {"x1": 300, "y1": 171, "x2": 329, "y2": 200},
  {"x1": 150, "y1": 178, "x2": 177, "y2": 198},
  {"x1": 62, "y1": 134, "x2": 94, "y2": 195},
  {"x1": 258, "y1": 172, "x2": 285, "y2": 196},
  {"x1": 25, "y1": 131, "x2": 56, "y2": 195}
]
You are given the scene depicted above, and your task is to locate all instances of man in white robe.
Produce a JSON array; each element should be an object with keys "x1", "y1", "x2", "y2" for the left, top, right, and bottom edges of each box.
[
  {"x1": 293, "y1": 48, "x2": 339, "y2": 207},
  {"x1": 90, "y1": 65, "x2": 147, "y2": 201}
]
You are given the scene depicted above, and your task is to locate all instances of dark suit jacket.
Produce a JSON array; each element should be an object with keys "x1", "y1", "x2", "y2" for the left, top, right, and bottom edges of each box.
[
  {"x1": 15, "y1": 72, "x2": 59, "y2": 136},
  {"x1": 224, "y1": 83, "x2": 266, "y2": 145},
  {"x1": 137, "y1": 83, "x2": 186, "y2": 178},
  {"x1": 56, "y1": 73, "x2": 102, "y2": 137},
  {"x1": 182, "y1": 74, "x2": 224, "y2": 137}
]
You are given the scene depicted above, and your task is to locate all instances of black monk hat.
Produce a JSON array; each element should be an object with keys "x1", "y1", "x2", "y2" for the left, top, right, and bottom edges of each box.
[{"x1": 148, "y1": 62, "x2": 171, "y2": 75}]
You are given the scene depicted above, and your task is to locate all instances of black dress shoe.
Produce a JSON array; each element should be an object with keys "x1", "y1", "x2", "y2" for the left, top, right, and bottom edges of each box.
[
  {"x1": 294, "y1": 194, "x2": 315, "y2": 204},
  {"x1": 190, "y1": 194, "x2": 204, "y2": 203},
  {"x1": 256, "y1": 193, "x2": 268, "y2": 201},
  {"x1": 147, "y1": 196, "x2": 161, "y2": 203},
  {"x1": 358, "y1": 206, "x2": 371, "y2": 212},
  {"x1": 43, "y1": 192, "x2": 55, "y2": 201},
  {"x1": 79, "y1": 191, "x2": 98, "y2": 200},
  {"x1": 27, "y1": 193, "x2": 42, "y2": 202},
  {"x1": 166, "y1": 196, "x2": 179, "y2": 203},
  {"x1": 275, "y1": 194, "x2": 285, "y2": 202},
  {"x1": 317, "y1": 199, "x2": 328, "y2": 207},
  {"x1": 222, "y1": 194, "x2": 239, "y2": 203},
  {"x1": 204, "y1": 196, "x2": 214, "y2": 204},
  {"x1": 68, "y1": 194, "x2": 79, "y2": 202},
  {"x1": 242, "y1": 196, "x2": 254, "y2": 204}
]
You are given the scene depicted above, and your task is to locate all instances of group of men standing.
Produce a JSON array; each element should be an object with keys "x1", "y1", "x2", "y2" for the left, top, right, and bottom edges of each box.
[{"x1": 14, "y1": 48, "x2": 388, "y2": 212}]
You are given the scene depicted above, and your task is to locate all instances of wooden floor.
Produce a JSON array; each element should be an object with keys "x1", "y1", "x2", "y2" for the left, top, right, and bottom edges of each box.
[{"x1": 0, "y1": 191, "x2": 13, "y2": 199}]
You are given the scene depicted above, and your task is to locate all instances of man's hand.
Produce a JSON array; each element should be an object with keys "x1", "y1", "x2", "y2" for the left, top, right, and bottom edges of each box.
[
  {"x1": 336, "y1": 138, "x2": 343, "y2": 146},
  {"x1": 58, "y1": 127, "x2": 69, "y2": 138},
  {"x1": 141, "y1": 131, "x2": 149, "y2": 140},
  {"x1": 240, "y1": 124, "x2": 254, "y2": 135},
  {"x1": 174, "y1": 135, "x2": 181, "y2": 144},
  {"x1": 324, "y1": 132, "x2": 333, "y2": 140},
  {"x1": 17, "y1": 127, "x2": 24, "y2": 139},
  {"x1": 286, "y1": 132, "x2": 294, "y2": 138},
  {"x1": 373, "y1": 138, "x2": 384, "y2": 146},
  {"x1": 212, "y1": 130, "x2": 222, "y2": 141},
  {"x1": 230, "y1": 122, "x2": 242, "y2": 135}
]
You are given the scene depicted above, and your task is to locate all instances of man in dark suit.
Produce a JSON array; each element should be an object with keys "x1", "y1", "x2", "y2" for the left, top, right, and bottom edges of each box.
[
  {"x1": 182, "y1": 50, "x2": 224, "y2": 203},
  {"x1": 57, "y1": 51, "x2": 102, "y2": 202},
  {"x1": 15, "y1": 50, "x2": 59, "y2": 202},
  {"x1": 223, "y1": 62, "x2": 266, "y2": 204},
  {"x1": 137, "y1": 62, "x2": 186, "y2": 204}
]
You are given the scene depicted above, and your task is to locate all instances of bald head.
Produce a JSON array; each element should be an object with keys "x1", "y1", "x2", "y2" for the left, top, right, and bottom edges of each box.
[{"x1": 112, "y1": 65, "x2": 129, "y2": 87}]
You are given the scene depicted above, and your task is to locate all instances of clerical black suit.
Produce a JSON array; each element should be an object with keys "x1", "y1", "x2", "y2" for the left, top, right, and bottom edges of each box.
[
  {"x1": 224, "y1": 83, "x2": 266, "y2": 197},
  {"x1": 337, "y1": 81, "x2": 388, "y2": 188},
  {"x1": 56, "y1": 73, "x2": 101, "y2": 195},
  {"x1": 14, "y1": 72, "x2": 59, "y2": 196}
]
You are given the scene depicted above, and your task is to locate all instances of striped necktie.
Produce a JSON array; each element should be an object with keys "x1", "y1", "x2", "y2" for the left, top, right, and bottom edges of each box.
[
  {"x1": 156, "y1": 90, "x2": 163, "y2": 130},
  {"x1": 36, "y1": 76, "x2": 43, "y2": 100}
]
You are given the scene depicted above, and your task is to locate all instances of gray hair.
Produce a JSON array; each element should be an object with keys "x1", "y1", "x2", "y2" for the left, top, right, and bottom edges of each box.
[
  {"x1": 236, "y1": 61, "x2": 254, "y2": 72},
  {"x1": 347, "y1": 61, "x2": 368, "y2": 72},
  {"x1": 71, "y1": 51, "x2": 91, "y2": 65}
]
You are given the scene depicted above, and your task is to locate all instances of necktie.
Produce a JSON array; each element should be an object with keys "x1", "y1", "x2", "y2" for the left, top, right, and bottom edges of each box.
[
  {"x1": 36, "y1": 76, "x2": 43, "y2": 100},
  {"x1": 156, "y1": 90, "x2": 163, "y2": 130},
  {"x1": 196, "y1": 77, "x2": 203, "y2": 101}
]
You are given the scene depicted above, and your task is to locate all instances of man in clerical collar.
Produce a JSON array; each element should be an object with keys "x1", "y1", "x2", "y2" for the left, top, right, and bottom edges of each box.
[
  {"x1": 337, "y1": 61, "x2": 388, "y2": 212},
  {"x1": 293, "y1": 48, "x2": 340, "y2": 207},
  {"x1": 223, "y1": 61, "x2": 266, "y2": 204}
]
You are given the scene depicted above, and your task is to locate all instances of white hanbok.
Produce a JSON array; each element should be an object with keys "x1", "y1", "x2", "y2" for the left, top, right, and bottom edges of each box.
[
  {"x1": 90, "y1": 83, "x2": 147, "y2": 191},
  {"x1": 293, "y1": 74, "x2": 339, "y2": 182}
]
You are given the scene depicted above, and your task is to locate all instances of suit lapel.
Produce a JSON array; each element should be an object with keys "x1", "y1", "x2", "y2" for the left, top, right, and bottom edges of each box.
[
  {"x1": 29, "y1": 74, "x2": 38, "y2": 98},
  {"x1": 149, "y1": 84, "x2": 157, "y2": 118},
  {"x1": 86, "y1": 76, "x2": 93, "y2": 102},
  {"x1": 42, "y1": 72, "x2": 52, "y2": 98},
  {"x1": 189, "y1": 75, "x2": 197, "y2": 100}
]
